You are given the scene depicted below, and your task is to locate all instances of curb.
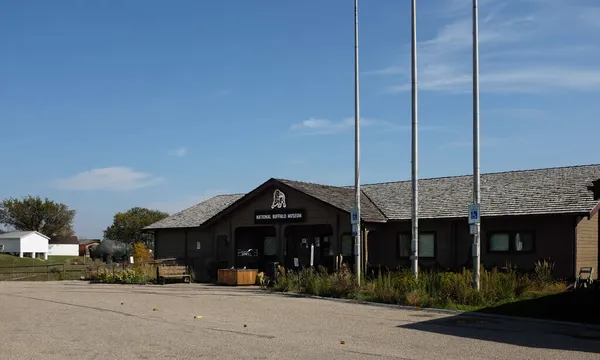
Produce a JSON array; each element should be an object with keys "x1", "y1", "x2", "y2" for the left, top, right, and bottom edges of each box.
[{"x1": 265, "y1": 290, "x2": 600, "y2": 331}]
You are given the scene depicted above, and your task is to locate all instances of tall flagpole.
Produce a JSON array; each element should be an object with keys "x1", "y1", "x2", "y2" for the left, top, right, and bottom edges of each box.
[
  {"x1": 410, "y1": 0, "x2": 419, "y2": 278},
  {"x1": 472, "y1": 0, "x2": 481, "y2": 290},
  {"x1": 353, "y1": 0, "x2": 362, "y2": 285}
]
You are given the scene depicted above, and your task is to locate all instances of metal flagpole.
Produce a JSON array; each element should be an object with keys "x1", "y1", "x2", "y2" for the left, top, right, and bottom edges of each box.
[
  {"x1": 410, "y1": 0, "x2": 419, "y2": 278},
  {"x1": 353, "y1": 0, "x2": 362, "y2": 286},
  {"x1": 472, "y1": 0, "x2": 481, "y2": 290}
]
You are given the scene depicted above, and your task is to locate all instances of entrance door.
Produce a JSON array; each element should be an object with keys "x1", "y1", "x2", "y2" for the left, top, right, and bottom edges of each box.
[
  {"x1": 284, "y1": 225, "x2": 334, "y2": 270},
  {"x1": 285, "y1": 226, "x2": 312, "y2": 269}
]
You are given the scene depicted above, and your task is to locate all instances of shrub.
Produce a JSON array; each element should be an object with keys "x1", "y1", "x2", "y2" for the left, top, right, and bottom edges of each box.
[
  {"x1": 330, "y1": 264, "x2": 355, "y2": 297},
  {"x1": 133, "y1": 242, "x2": 153, "y2": 264},
  {"x1": 88, "y1": 265, "x2": 154, "y2": 284},
  {"x1": 266, "y1": 264, "x2": 566, "y2": 310},
  {"x1": 405, "y1": 289, "x2": 429, "y2": 307},
  {"x1": 257, "y1": 271, "x2": 270, "y2": 289},
  {"x1": 303, "y1": 266, "x2": 331, "y2": 296},
  {"x1": 533, "y1": 259, "x2": 555, "y2": 285},
  {"x1": 273, "y1": 265, "x2": 299, "y2": 292}
]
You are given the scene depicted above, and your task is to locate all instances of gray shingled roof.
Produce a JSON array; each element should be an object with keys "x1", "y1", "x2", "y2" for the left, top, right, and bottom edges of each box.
[
  {"x1": 144, "y1": 194, "x2": 244, "y2": 230},
  {"x1": 362, "y1": 164, "x2": 600, "y2": 220},
  {"x1": 144, "y1": 164, "x2": 600, "y2": 230},
  {"x1": 277, "y1": 179, "x2": 386, "y2": 221}
]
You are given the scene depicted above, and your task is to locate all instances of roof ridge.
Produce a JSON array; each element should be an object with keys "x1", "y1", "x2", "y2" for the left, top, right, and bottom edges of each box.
[
  {"x1": 362, "y1": 163, "x2": 600, "y2": 187},
  {"x1": 275, "y1": 178, "x2": 348, "y2": 189},
  {"x1": 360, "y1": 189, "x2": 388, "y2": 220}
]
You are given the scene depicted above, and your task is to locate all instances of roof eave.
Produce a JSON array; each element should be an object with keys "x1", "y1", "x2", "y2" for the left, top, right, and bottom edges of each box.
[
  {"x1": 589, "y1": 201, "x2": 600, "y2": 218},
  {"x1": 363, "y1": 218, "x2": 387, "y2": 223}
]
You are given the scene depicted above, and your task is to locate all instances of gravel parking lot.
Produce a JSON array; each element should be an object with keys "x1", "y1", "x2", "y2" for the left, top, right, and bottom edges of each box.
[{"x1": 0, "y1": 281, "x2": 599, "y2": 360}]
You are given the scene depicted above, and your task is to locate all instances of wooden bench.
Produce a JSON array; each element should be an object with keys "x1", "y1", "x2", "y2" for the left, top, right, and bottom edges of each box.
[{"x1": 156, "y1": 265, "x2": 191, "y2": 285}]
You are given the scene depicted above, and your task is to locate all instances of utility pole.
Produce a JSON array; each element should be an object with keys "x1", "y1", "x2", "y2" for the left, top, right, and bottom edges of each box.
[
  {"x1": 472, "y1": 0, "x2": 481, "y2": 290},
  {"x1": 410, "y1": 0, "x2": 419, "y2": 279},
  {"x1": 353, "y1": 0, "x2": 362, "y2": 286}
]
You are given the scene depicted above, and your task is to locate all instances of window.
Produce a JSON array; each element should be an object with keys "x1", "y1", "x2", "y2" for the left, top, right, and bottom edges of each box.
[
  {"x1": 489, "y1": 233, "x2": 509, "y2": 252},
  {"x1": 398, "y1": 232, "x2": 436, "y2": 258},
  {"x1": 322, "y1": 235, "x2": 336, "y2": 256},
  {"x1": 341, "y1": 234, "x2": 354, "y2": 256},
  {"x1": 487, "y1": 232, "x2": 534, "y2": 253},
  {"x1": 263, "y1": 236, "x2": 278, "y2": 256}
]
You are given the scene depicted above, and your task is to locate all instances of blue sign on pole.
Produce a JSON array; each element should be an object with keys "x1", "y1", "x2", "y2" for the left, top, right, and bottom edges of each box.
[
  {"x1": 468, "y1": 204, "x2": 480, "y2": 224},
  {"x1": 351, "y1": 207, "x2": 359, "y2": 225}
]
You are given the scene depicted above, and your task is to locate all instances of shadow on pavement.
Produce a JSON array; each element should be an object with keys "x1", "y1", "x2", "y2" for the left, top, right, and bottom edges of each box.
[
  {"x1": 400, "y1": 291, "x2": 600, "y2": 354},
  {"x1": 473, "y1": 289, "x2": 600, "y2": 325}
]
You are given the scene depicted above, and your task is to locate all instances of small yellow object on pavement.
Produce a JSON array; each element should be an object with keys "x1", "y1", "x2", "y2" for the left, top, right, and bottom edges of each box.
[
  {"x1": 340, "y1": 340, "x2": 345, "y2": 345},
  {"x1": 153, "y1": 308, "x2": 158, "y2": 311},
  {"x1": 194, "y1": 316, "x2": 203, "y2": 319}
]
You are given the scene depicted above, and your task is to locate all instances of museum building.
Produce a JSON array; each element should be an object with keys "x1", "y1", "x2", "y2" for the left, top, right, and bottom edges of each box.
[{"x1": 144, "y1": 164, "x2": 600, "y2": 282}]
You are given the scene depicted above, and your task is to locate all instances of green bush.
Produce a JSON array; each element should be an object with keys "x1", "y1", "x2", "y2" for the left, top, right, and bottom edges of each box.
[
  {"x1": 89, "y1": 266, "x2": 154, "y2": 284},
  {"x1": 268, "y1": 260, "x2": 566, "y2": 310},
  {"x1": 533, "y1": 259, "x2": 555, "y2": 284}
]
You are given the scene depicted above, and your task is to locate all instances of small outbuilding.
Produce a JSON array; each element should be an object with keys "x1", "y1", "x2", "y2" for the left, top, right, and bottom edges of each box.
[
  {"x1": 79, "y1": 239, "x2": 101, "y2": 256},
  {"x1": 0, "y1": 231, "x2": 49, "y2": 259},
  {"x1": 48, "y1": 235, "x2": 80, "y2": 256}
]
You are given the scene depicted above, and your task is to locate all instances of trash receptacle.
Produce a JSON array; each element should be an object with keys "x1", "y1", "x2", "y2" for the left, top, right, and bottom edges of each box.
[{"x1": 265, "y1": 262, "x2": 279, "y2": 283}]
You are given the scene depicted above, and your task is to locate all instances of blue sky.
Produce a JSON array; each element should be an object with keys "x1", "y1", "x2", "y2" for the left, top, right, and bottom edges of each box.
[{"x1": 1, "y1": 0, "x2": 599, "y2": 238}]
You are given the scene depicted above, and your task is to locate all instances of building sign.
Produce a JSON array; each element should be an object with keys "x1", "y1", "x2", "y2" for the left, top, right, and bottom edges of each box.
[
  {"x1": 256, "y1": 189, "x2": 305, "y2": 223},
  {"x1": 271, "y1": 189, "x2": 287, "y2": 209},
  {"x1": 255, "y1": 209, "x2": 305, "y2": 224}
]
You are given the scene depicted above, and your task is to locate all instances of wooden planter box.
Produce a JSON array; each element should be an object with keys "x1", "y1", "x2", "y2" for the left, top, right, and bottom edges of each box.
[{"x1": 217, "y1": 269, "x2": 258, "y2": 286}]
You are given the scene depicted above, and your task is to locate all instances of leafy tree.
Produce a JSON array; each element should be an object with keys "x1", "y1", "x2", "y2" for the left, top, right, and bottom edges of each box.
[
  {"x1": 0, "y1": 196, "x2": 76, "y2": 237},
  {"x1": 103, "y1": 207, "x2": 168, "y2": 248},
  {"x1": 133, "y1": 242, "x2": 153, "y2": 263}
]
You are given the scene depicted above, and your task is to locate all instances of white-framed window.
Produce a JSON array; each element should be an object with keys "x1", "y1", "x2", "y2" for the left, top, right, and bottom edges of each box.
[
  {"x1": 488, "y1": 232, "x2": 534, "y2": 253},
  {"x1": 398, "y1": 232, "x2": 436, "y2": 258}
]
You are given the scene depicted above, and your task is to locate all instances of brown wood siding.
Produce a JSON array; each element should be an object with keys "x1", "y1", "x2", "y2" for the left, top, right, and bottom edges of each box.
[
  {"x1": 366, "y1": 219, "x2": 454, "y2": 270},
  {"x1": 367, "y1": 215, "x2": 575, "y2": 279},
  {"x1": 576, "y1": 212, "x2": 599, "y2": 279},
  {"x1": 154, "y1": 229, "x2": 186, "y2": 259},
  {"x1": 211, "y1": 184, "x2": 339, "y2": 228},
  {"x1": 458, "y1": 215, "x2": 575, "y2": 279}
]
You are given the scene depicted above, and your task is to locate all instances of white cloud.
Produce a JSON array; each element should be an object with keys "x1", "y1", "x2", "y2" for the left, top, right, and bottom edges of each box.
[
  {"x1": 55, "y1": 167, "x2": 163, "y2": 191},
  {"x1": 289, "y1": 117, "x2": 453, "y2": 136},
  {"x1": 369, "y1": 1, "x2": 600, "y2": 94},
  {"x1": 146, "y1": 189, "x2": 228, "y2": 214},
  {"x1": 289, "y1": 117, "x2": 408, "y2": 135},
  {"x1": 168, "y1": 147, "x2": 187, "y2": 157},
  {"x1": 290, "y1": 118, "x2": 354, "y2": 135},
  {"x1": 579, "y1": 7, "x2": 600, "y2": 28}
]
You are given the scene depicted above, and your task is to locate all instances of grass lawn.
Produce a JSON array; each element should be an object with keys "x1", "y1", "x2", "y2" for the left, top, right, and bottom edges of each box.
[
  {"x1": 0, "y1": 254, "x2": 94, "y2": 266},
  {"x1": 0, "y1": 254, "x2": 105, "y2": 281}
]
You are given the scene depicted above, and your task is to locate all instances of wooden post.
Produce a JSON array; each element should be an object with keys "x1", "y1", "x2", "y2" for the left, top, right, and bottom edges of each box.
[{"x1": 363, "y1": 228, "x2": 369, "y2": 277}]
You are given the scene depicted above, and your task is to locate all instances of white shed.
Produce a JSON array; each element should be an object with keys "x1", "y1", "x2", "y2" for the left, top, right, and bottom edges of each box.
[
  {"x1": 47, "y1": 235, "x2": 80, "y2": 256},
  {"x1": 0, "y1": 231, "x2": 49, "y2": 260}
]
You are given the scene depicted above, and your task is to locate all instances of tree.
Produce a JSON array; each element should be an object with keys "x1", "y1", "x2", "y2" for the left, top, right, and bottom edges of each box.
[
  {"x1": 0, "y1": 196, "x2": 76, "y2": 237},
  {"x1": 103, "y1": 207, "x2": 168, "y2": 248},
  {"x1": 133, "y1": 242, "x2": 153, "y2": 263}
]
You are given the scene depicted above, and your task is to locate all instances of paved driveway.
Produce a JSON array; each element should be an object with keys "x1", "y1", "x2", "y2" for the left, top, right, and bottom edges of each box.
[{"x1": 0, "y1": 281, "x2": 599, "y2": 360}]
